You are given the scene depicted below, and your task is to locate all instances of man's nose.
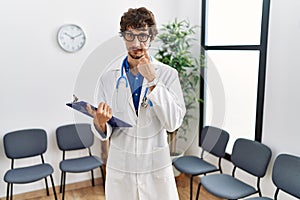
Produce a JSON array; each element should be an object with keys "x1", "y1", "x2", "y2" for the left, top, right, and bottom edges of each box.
[{"x1": 132, "y1": 36, "x2": 140, "y2": 47}]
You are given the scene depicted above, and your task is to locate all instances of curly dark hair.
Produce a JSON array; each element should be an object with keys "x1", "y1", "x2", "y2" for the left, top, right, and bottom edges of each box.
[{"x1": 120, "y1": 7, "x2": 158, "y2": 41}]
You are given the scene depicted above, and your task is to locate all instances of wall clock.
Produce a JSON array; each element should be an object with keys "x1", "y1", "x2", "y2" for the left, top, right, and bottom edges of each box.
[{"x1": 57, "y1": 24, "x2": 86, "y2": 53}]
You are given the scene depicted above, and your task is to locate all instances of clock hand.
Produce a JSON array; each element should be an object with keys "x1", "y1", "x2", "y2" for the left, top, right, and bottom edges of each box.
[
  {"x1": 64, "y1": 32, "x2": 74, "y2": 39},
  {"x1": 73, "y1": 33, "x2": 83, "y2": 38}
]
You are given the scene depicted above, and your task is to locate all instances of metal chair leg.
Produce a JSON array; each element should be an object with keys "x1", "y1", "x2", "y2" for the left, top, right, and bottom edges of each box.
[
  {"x1": 50, "y1": 175, "x2": 58, "y2": 200},
  {"x1": 44, "y1": 177, "x2": 50, "y2": 195},
  {"x1": 6, "y1": 183, "x2": 10, "y2": 200},
  {"x1": 10, "y1": 183, "x2": 13, "y2": 200},
  {"x1": 274, "y1": 188, "x2": 279, "y2": 200},
  {"x1": 60, "y1": 171, "x2": 64, "y2": 193},
  {"x1": 196, "y1": 182, "x2": 201, "y2": 200},
  {"x1": 91, "y1": 170, "x2": 95, "y2": 186},
  {"x1": 190, "y1": 175, "x2": 194, "y2": 200},
  {"x1": 62, "y1": 172, "x2": 66, "y2": 200}
]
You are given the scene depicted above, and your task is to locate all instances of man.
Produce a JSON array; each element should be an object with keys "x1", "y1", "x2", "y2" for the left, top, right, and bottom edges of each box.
[{"x1": 88, "y1": 7, "x2": 186, "y2": 200}]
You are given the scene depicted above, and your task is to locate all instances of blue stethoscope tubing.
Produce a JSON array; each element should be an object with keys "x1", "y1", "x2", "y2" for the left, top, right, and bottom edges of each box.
[{"x1": 116, "y1": 57, "x2": 129, "y2": 89}]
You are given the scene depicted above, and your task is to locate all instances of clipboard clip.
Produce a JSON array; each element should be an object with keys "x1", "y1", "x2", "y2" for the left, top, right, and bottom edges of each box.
[{"x1": 72, "y1": 94, "x2": 79, "y2": 103}]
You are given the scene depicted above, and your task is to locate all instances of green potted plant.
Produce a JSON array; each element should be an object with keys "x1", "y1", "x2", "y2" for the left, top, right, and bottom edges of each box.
[{"x1": 155, "y1": 19, "x2": 203, "y2": 157}]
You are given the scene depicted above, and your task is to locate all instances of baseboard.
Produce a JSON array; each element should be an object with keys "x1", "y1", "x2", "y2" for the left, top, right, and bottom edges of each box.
[{"x1": 1, "y1": 178, "x2": 103, "y2": 200}]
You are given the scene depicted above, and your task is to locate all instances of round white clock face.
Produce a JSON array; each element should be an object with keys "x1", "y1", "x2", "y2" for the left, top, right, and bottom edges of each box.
[{"x1": 57, "y1": 24, "x2": 86, "y2": 52}]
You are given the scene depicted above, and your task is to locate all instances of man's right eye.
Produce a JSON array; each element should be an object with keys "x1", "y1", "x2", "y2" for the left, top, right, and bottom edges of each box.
[{"x1": 125, "y1": 33, "x2": 134, "y2": 39}]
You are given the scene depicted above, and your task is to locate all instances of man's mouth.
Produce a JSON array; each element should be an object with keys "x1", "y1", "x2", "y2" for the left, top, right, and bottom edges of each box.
[
  {"x1": 132, "y1": 49, "x2": 142, "y2": 54},
  {"x1": 129, "y1": 51, "x2": 144, "y2": 59}
]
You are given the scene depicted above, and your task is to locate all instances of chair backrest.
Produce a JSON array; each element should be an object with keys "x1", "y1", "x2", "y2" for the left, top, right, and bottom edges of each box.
[
  {"x1": 200, "y1": 126, "x2": 229, "y2": 158},
  {"x1": 56, "y1": 123, "x2": 94, "y2": 151},
  {"x1": 272, "y1": 154, "x2": 300, "y2": 198},
  {"x1": 231, "y1": 138, "x2": 272, "y2": 177},
  {"x1": 3, "y1": 129, "x2": 47, "y2": 159}
]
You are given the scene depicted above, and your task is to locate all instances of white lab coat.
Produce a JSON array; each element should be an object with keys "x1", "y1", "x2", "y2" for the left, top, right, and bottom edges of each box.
[{"x1": 92, "y1": 58, "x2": 186, "y2": 200}]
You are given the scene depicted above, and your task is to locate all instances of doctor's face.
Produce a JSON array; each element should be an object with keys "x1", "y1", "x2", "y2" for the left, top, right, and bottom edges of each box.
[{"x1": 122, "y1": 27, "x2": 151, "y2": 59}]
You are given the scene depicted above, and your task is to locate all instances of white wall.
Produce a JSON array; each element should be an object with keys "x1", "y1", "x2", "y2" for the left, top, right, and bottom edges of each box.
[{"x1": 0, "y1": 0, "x2": 186, "y2": 197}]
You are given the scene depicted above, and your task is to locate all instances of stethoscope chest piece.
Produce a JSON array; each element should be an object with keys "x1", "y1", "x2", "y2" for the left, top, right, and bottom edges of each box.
[{"x1": 141, "y1": 97, "x2": 148, "y2": 108}]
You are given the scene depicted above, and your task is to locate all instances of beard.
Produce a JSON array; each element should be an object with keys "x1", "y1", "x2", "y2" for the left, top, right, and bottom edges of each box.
[{"x1": 128, "y1": 51, "x2": 144, "y2": 59}]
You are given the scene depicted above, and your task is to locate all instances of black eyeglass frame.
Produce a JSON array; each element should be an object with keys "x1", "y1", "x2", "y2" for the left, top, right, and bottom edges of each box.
[{"x1": 120, "y1": 31, "x2": 152, "y2": 42}]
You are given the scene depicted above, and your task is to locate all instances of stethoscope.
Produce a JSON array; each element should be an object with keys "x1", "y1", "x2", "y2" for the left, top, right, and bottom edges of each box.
[{"x1": 116, "y1": 56, "x2": 152, "y2": 108}]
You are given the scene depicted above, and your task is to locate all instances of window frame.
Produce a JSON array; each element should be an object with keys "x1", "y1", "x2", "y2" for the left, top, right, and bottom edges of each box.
[{"x1": 199, "y1": 0, "x2": 271, "y2": 159}]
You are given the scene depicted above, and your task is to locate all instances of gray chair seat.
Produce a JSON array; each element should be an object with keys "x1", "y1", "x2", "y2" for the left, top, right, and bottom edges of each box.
[
  {"x1": 4, "y1": 163, "x2": 54, "y2": 184},
  {"x1": 60, "y1": 156, "x2": 102, "y2": 173},
  {"x1": 173, "y1": 156, "x2": 218, "y2": 175},
  {"x1": 201, "y1": 174, "x2": 257, "y2": 199},
  {"x1": 247, "y1": 197, "x2": 272, "y2": 200}
]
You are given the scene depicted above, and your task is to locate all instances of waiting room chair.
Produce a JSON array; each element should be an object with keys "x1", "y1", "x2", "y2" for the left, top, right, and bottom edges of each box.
[
  {"x1": 247, "y1": 153, "x2": 300, "y2": 200},
  {"x1": 197, "y1": 138, "x2": 272, "y2": 200},
  {"x1": 173, "y1": 126, "x2": 229, "y2": 200},
  {"x1": 56, "y1": 123, "x2": 105, "y2": 200},
  {"x1": 3, "y1": 129, "x2": 57, "y2": 200}
]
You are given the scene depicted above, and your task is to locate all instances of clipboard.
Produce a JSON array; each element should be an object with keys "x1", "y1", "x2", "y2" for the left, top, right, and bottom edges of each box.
[{"x1": 66, "y1": 101, "x2": 132, "y2": 128}]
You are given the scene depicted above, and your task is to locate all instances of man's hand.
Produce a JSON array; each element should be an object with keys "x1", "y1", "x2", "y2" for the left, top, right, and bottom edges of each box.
[
  {"x1": 137, "y1": 43, "x2": 156, "y2": 82},
  {"x1": 86, "y1": 102, "x2": 112, "y2": 133}
]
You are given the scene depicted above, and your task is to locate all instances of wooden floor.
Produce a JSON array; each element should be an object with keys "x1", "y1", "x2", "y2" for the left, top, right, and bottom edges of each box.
[{"x1": 2, "y1": 174, "x2": 222, "y2": 200}]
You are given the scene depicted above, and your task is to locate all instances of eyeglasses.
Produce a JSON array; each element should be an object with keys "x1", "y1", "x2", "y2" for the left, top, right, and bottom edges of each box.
[{"x1": 120, "y1": 31, "x2": 151, "y2": 42}]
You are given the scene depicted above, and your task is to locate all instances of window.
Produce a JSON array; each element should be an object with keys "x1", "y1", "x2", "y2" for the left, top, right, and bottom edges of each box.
[{"x1": 200, "y1": 0, "x2": 271, "y2": 154}]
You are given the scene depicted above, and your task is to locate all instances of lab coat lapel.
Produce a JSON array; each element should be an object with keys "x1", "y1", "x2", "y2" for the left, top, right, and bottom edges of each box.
[
  {"x1": 121, "y1": 70, "x2": 136, "y2": 116},
  {"x1": 138, "y1": 85, "x2": 147, "y2": 113},
  {"x1": 113, "y1": 67, "x2": 136, "y2": 118},
  {"x1": 126, "y1": 81, "x2": 136, "y2": 116}
]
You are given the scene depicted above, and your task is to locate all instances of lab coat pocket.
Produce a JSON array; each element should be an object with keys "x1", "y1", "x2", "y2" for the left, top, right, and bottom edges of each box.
[
  {"x1": 106, "y1": 145, "x2": 126, "y2": 173},
  {"x1": 152, "y1": 146, "x2": 172, "y2": 176},
  {"x1": 138, "y1": 108, "x2": 163, "y2": 139},
  {"x1": 153, "y1": 166, "x2": 174, "y2": 183},
  {"x1": 138, "y1": 106, "x2": 156, "y2": 128}
]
